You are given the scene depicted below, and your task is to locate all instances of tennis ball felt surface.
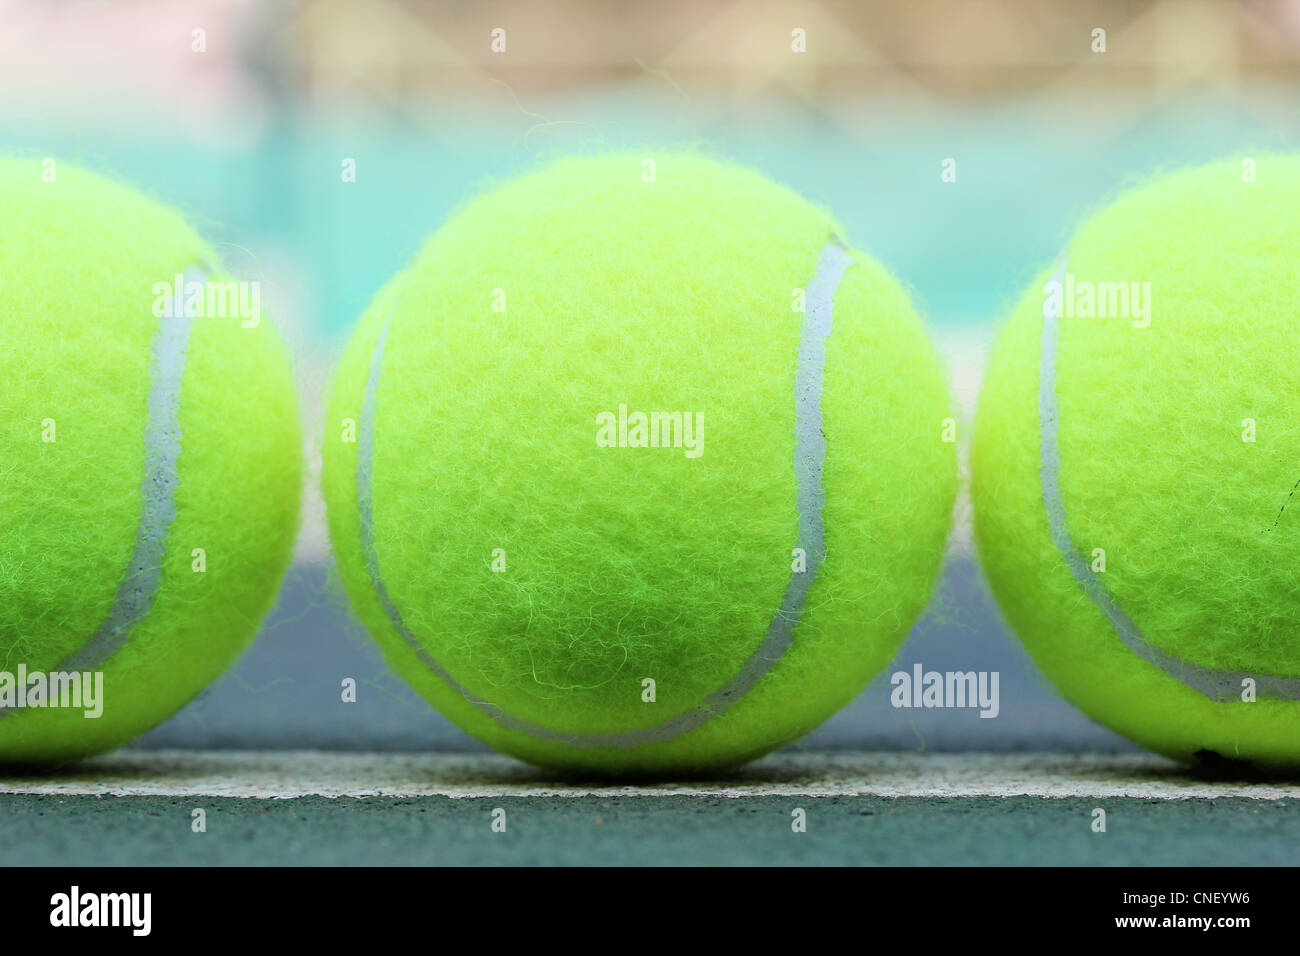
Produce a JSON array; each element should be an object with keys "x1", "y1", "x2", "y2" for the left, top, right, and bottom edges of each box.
[
  {"x1": 973, "y1": 154, "x2": 1300, "y2": 768},
  {"x1": 324, "y1": 152, "x2": 956, "y2": 774},
  {"x1": 0, "y1": 159, "x2": 301, "y2": 763}
]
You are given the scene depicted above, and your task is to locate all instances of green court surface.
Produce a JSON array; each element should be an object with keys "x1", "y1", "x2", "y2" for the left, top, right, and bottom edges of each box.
[{"x1": 3, "y1": 752, "x2": 1298, "y2": 866}]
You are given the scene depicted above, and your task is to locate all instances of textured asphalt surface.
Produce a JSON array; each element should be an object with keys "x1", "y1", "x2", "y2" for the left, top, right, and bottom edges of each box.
[
  {"x1": 5, "y1": 791, "x2": 1299, "y2": 866},
  {"x1": 3, "y1": 752, "x2": 1299, "y2": 866}
]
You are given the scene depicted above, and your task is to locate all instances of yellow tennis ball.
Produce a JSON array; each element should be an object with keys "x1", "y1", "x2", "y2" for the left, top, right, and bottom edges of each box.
[
  {"x1": 325, "y1": 152, "x2": 956, "y2": 774},
  {"x1": 974, "y1": 154, "x2": 1300, "y2": 768},
  {"x1": 0, "y1": 159, "x2": 301, "y2": 763}
]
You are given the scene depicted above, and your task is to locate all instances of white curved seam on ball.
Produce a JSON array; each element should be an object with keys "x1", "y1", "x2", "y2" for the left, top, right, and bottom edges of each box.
[
  {"x1": 1038, "y1": 256, "x2": 1300, "y2": 702},
  {"x1": 61, "y1": 264, "x2": 205, "y2": 676},
  {"x1": 356, "y1": 237, "x2": 854, "y2": 747}
]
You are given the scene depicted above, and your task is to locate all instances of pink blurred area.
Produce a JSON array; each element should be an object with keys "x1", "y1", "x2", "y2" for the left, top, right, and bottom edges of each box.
[{"x1": 0, "y1": 0, "x2": 269, "y2": 139}]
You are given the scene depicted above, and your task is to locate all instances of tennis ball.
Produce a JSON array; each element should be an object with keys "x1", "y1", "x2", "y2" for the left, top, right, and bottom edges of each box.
[
  {"x1": 973, "y1": 154, "x2": 1300, "y2": 769},
  {"x1": 0, "y1": 159, "x2": 301, "y2": 764},
  {"x1": 324, "y1": 152, "x2": 956, "y2": 774}
]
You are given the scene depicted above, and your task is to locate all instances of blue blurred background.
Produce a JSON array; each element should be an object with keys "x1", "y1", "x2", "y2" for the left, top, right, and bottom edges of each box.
[{"x1": 3, "y1": 0, "x2": 1298, "y2": 755}]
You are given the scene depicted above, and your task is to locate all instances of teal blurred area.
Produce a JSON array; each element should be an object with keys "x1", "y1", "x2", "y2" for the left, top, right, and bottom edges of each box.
[{"x1": 4, "y1": 86, "x2": 1297, "y2": 348}]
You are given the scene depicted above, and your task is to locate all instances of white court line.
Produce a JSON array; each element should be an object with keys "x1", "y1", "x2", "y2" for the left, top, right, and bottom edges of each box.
[{"x1": 1, "y1": 751, "x2": 1299, "y2": 800}]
